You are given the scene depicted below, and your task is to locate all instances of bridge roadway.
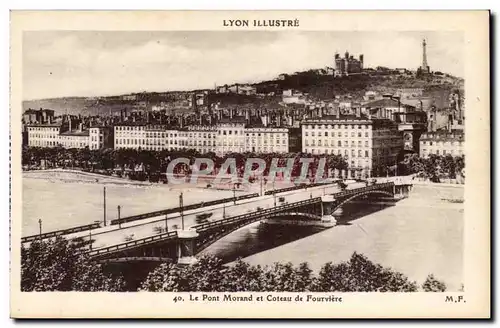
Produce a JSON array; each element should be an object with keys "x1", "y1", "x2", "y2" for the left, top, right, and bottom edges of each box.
[{"x1": 60, "y1": 182, "x2": 368, "y2": 250}]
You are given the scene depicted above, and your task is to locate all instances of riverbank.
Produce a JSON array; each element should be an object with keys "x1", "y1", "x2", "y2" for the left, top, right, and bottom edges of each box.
[
  {"x1": 240, "y1": 184, "x2": 464, "y2": 291},
  {"x1": 22, "y1": 168, "x2": 298, "y2": 192}
]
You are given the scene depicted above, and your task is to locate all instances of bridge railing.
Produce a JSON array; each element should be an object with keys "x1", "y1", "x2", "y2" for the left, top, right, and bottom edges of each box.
[
  {"x1": 193, "y1": 182, "x2": 395, "y2": 232},
  {"x1": 110, "y1": 192, "x2": 260, "y2": 226},
  {"x1": 85, "y1": 230, "x2": 179, "y2": 258},
  {"x1": 22, "y1": 222, "x2": 101, "y2": 243},
  {"x1": 193, "y1": 197, "x2": 322, "y2": 232},
  {"x1": 334, "y1": 182, "x2": 394, "y2": 199},
  {"x1": 264, "y1": 182, "x2": 334, "y2": 195}
]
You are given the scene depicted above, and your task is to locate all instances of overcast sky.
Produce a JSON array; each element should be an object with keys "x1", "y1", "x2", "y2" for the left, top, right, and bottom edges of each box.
[{"x1": 23, "y1": 31, "x2": 463, "y2": 100}]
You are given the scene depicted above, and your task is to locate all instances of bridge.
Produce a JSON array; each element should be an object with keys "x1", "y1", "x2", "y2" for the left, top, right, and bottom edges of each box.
[{"x1": 68, "y1": 181, "x2": 412, "y2": 265}]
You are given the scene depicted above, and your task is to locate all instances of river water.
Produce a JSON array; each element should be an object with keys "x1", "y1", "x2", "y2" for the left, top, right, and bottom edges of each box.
[{"x1": 22, "y1": 174, "x2": 463, "y2": 291}]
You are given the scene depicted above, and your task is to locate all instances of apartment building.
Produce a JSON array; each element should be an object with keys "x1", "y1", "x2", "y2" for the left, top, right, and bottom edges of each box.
[
  {"x1": 186, "y1": 125, "x2": 217, "y2": 154},
  {"x1": 114, "y1": 124, "x2": 171, "y2": 151},
  {"x1": 301, "y1": 113, "x2": 403, "y2": 178},
  {"x1": 89, "y1": 126, "x2": 112, "y2": 150},
  {"x1": 244, "y1": 127, "x2": 289, "y2": 153},
  {"x1": 113, "y1": 119, "x2": 291, "y2": 155},
  {"x1": 419, "y1": 130, "x2": 464, "y2": 157},
  {"x1": 215, "y1": 120, "x2": 246, "y2": 154},
  {"x1": 26, "y1": 124, "x2": 62, "y2": 147},
  {"x1": 58, "y1": 130, "x2": 90, "y2": 149}
]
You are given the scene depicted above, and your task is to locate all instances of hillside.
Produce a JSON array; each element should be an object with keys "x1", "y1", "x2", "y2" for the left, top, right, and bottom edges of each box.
[{"x1": 22, "y1": 69, "x2": 464, "y2": 116}]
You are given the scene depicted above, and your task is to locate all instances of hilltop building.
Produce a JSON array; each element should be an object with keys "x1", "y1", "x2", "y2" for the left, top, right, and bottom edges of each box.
[{"x1": 334, "y1": 51, "x2": 364, "y2": 77}]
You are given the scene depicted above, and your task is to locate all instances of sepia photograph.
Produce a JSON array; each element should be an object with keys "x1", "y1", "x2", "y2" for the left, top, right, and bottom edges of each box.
[{"x1": 10, "y1": 10, "x2": 490, "y2": 318}]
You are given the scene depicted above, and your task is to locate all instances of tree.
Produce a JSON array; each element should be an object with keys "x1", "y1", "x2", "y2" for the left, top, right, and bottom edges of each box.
[
  {"x1": 21, "y1": 237, "x2": 124, "y2": 291},
  {"x1": 140, "y1": 253, "x2": 422, "y2": 293},
  {"x1": 312, "y1": 253, "x2": 418, "y2": 292},
  {"x1": 421, "y1": 274, "x2": 447, "y2": 292}
]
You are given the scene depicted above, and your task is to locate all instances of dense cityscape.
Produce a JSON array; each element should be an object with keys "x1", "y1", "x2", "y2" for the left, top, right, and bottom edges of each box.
[{"x1": 22, "y1": 40, "x2": 464, "y2": 182}]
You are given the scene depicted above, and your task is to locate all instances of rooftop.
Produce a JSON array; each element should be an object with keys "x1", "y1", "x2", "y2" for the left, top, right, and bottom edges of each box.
[
  {"x1": 364, "y1": 98, "x2": 416, "y2": 109},
  {"x1": 60, "y1": 130, "x2": 90, "y2": 137}
]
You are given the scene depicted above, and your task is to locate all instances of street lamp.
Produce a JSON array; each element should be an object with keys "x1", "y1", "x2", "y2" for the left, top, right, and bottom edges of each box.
[
  {"x1": 179, "y1": 192, "x2": 184, "y2": 230},
  {"x1": 38, "y1": 219, "x2": 42, "y2": 241},
  {"x1": 117, "y1": 205, "x2": 122, "y2": 228},
  {"x1": 103, "y1": 186, "x2": 107, "y2": 227},
  {"x1": 233, "y1": 184, "x2": 236, "y2": 205},
  {"x1": 89, "y1": 220, "x2": 101, "y2": 251},
  {"x1": 273, "y1": 180, "x2": 276, "y2": 207}
]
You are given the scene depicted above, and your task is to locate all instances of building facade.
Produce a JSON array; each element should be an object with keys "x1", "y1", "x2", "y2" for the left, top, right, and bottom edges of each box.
[
  {"x1": 186, "y1": 125, "x2": 217, "y2": 154},
  {"x1": 419, "y1": 131, "x2": 464, "y2": 157},
  {"x1": 244, "y1": 127, "x2": 289, "y2": 154},
  {"x1": 301, "y1": 114, "x2": 403, "y2": 178},
  {"x1": 58, "y1": 130, "x2": 90, "y2": 149},
  {"x1": 89, "y1": 126, "x2": 112, "y2": 150},
  {"x1": 26, "y1": 124, "x2": 62, "y2": 147},
  {"x1": 215, "y1": 121, "x2": 246, "y2": 154}
]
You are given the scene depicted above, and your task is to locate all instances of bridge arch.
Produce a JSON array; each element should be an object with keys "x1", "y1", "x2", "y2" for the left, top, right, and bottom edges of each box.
[{"x1": 332, "y1": 190, "x2": 393, "y2": 212}]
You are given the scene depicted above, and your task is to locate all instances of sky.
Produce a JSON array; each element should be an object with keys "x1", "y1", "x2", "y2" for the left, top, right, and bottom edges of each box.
[{"x1": 23, "y1": 31, "x2": 464, "y2": 100}]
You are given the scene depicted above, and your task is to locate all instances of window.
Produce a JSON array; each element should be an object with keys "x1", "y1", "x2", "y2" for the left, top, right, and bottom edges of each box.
[
  {"x1": 358, "y1": 150, "x2": 362, "y2": 157},
  {"x1": 358, "y1": 132, "x2": 362, "y2": 137},
  {"x1": 338, "y1": 140, "x2": 342, "y2": 146},
  {"x1": 365, "y1": 150, "x2": 369, "y2": 157},
  {"x1": 325, "y1": 131, "x2": 328, "y2": 136}
]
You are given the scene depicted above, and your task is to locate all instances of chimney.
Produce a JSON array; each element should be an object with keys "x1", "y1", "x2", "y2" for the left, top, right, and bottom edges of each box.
[
  {"x1": 335, "y1": 107, "x2": 340, "y2": 119},
  {"x1": 230, "y1": 108, "x2": 233, "y2": 119},
  {"x1": 79, "y1": 122, "x2": 83, "y2": 132},
  {"x1": 356, "y1": 107, "x2": 361, "y2": 118}
]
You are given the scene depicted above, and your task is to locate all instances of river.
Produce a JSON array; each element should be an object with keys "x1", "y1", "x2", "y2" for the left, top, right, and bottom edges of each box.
[{"x1": 22, "y1": 173, "x2": 463, "y2": 291}]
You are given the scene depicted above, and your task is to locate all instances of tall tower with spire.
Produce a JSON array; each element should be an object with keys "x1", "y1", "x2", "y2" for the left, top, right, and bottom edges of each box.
[{"x1": 420, "y1": 39, "x2": 430, "y2": 73}]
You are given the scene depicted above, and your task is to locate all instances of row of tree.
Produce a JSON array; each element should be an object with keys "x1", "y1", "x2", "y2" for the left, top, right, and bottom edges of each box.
[
  {"x1": 399, "y1": 153, "x2": 465, "y2": 182},
  {"x1": 22, "y1": 146, "x2": 465, "y2": 183},
  {"x1": 21, "y1": 237, "x2": 448, "y2": 292},
  {"x1": 22, "y1": 146, "x2": 349, "y2": 181},
  {"x1": 139, "y1": 254, "x2": 446, "y2": 293}
]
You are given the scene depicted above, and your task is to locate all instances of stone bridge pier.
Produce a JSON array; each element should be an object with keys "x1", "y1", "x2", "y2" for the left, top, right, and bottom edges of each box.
[
  {"x1": 320, "y1": 195, "x2": 338, "y2": 226},
  {"x1": 177, "y1": 230, "x2": 199, "y2": 265}
]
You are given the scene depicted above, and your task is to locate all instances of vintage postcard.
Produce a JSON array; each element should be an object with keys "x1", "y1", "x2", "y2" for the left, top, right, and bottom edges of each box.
[{"x1": 10, "y1": 10, "x2": 490, "y2": 318}]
